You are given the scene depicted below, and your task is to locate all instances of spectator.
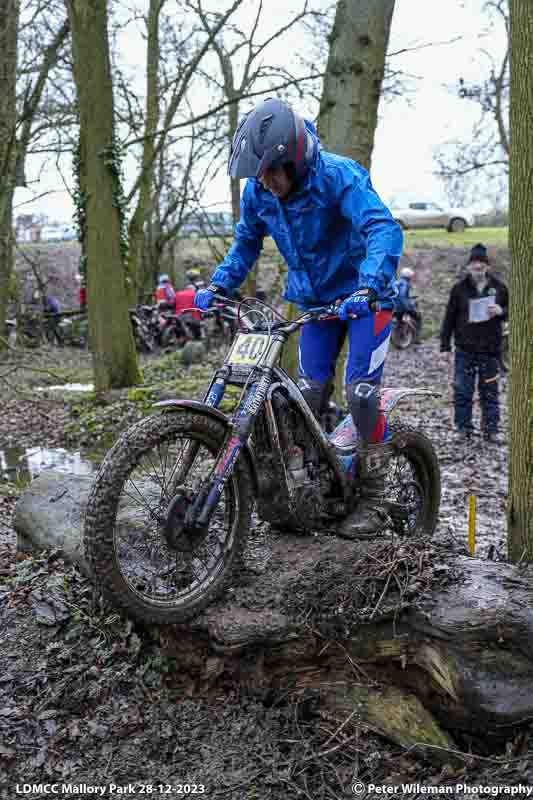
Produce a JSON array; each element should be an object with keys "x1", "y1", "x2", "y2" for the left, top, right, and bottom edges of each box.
[
  {"x1": 440, "y1": 243, "x2": 508, "y2": 443},
  {"x1": 185, "y1": 268, "x2": 203, "y2": 290},
  {"x1": 45, "y1": 293, "x2": 61, "y2": 315},
  {"x1": 43, "y1": 293, "x2": 63, "y2": 346},
  {"x1": 394, "y1": 266, "x2": 422, "y2": 343}
]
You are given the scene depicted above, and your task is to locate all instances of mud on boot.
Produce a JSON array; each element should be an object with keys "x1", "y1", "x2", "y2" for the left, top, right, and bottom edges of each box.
[{"x1": 338, "y1": 442, "x2": 393, "y2": 539}]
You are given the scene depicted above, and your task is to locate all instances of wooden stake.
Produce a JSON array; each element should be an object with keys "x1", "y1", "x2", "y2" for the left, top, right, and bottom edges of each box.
[{"x1": 468, "y1": 495, "x2": 476, "y2": 556}]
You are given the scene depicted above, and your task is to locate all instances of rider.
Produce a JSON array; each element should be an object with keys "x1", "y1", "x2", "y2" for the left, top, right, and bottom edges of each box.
[
  {"x1": 395, "y1": 266, "x2": 422, "y2": 343},
  {"x1": 194, "y1": 97, "x2": 403, "y2": 536},
  {"x1": 155, "y1": 273, "x2": 176, "y2": 311},
  {"x1": 174, "y1": 269, "x2": 203, "y2": 339}
]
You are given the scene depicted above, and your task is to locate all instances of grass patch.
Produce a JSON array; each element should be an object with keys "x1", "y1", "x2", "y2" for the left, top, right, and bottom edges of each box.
[{"x1": 404, "y1": 227, "x2": 508, "y2": 249}]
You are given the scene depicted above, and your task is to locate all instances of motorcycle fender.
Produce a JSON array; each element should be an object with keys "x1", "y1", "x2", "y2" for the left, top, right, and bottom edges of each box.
[{"x1": 151, "y1": 399, "x2": 259, "y2": 494}]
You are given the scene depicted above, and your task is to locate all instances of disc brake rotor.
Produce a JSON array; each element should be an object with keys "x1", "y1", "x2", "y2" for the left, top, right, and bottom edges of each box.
[
  {"x1": 163, "y1": 491, "x2": 208, "y2": 551},
  {"x1": 389, "y1": 479, "x2": 424, "y2": 533}
]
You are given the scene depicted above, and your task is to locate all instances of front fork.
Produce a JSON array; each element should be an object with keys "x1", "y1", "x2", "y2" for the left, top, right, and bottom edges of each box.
[
  {"x1": 165, "y1": 371, "x2": 228, "y2": 499},
  {"x1": 184, "y1": 369, "x2": 270, "y2": 531}
]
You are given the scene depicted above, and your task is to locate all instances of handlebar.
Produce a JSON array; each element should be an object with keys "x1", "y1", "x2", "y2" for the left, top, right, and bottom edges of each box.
[{"x1": 194, "y1": 294, "x2": 383, "y2": 334}]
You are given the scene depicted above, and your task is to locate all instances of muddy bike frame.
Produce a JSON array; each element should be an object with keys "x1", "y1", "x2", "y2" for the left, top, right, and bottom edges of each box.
[{"x1": 154, "y1": 298, "x2": 351, "y2": 532}]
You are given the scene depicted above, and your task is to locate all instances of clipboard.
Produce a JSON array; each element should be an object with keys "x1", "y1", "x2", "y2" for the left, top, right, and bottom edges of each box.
[{"x1": 468, "y1": 296, "x2": 492, "y2": 323}]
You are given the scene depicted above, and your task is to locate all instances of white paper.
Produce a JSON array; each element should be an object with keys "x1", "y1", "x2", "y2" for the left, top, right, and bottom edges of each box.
[{"x1": 468, "y1": 296, "x2": 492, "y2": 323}]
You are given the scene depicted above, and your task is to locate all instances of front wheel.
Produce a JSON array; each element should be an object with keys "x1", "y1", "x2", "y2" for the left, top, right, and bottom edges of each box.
[
  {"x1": 385, "y1": 423, "x2": 441, "y2": 536},
  {"x1": 132, "y1": 321, "x2": 155, "y2": 353},
  {"x1": 84, "y1": 412, "x2": 253, "y2": 624}
]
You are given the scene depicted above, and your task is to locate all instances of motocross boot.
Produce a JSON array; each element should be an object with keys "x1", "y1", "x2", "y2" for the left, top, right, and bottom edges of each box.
[{"x1": 338, "y1": 442, "x2": 392, "y2": 539}]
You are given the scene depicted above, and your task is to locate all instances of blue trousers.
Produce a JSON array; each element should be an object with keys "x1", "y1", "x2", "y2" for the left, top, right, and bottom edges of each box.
[
  {"x1": 454, "y1": 350, "x2": 500, "y2": 434},
  {"x1": 299, "y1": 312, "x2": 392, "y2": 442}
]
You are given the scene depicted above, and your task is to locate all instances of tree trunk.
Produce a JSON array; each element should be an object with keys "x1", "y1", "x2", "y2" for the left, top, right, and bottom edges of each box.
[
  {"x1": 508, "y1": 0, "x2": 533, "y2": 559},
  {"x1": 280, "y1": 302, "x2": 299, "y2": 378},
  {"x1": 229, "y1": 100, "x2": 241, "y2": 227},
  {"x1": 0, "y1": 0, "x2": 19, "y2": 346},
  {"x1": 318, "y1": 0, "x2": 395, "y2": 404},
  {"x1": 127, "y1": 0, "x2": 162, "y2": 301},
  {"x1": 68, "y1": 0, "x2": 140, "y2": 391},
  {"x1": 227, "y1": 90, "x2": 256, "y2": 298},
  {"x1": 318, "y1": 0, "x2": 395, "y2": 169},
  {"x1": 15, "y1": 470, "x2": 533, "y2": 757}
]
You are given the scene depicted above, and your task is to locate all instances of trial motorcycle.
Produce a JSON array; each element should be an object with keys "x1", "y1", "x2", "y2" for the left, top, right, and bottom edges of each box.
[{"x1": 84, "y1": 297, "x2": 441, "y2": 624}]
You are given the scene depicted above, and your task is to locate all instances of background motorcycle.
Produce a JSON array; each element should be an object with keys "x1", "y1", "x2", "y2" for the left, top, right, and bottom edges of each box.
[
  {"x1": 391, "y1": 311, "x2": 419, "y2": 349},
  {"x1": 129, "y1": 305, "x2": 156, "y2": 353},
  {"x1": 84, "y1": 297, "x2": 441, "y2": 625},
  {"x1": 57, "y1": 313, "x2": 88, "y2": 347},
  {"x1": 500, "y1": 320, "x2": 509, "y2": 373}
]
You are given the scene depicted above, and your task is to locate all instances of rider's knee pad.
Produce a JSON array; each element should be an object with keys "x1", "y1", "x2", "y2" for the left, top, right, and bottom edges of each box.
[
  {"x1": 346, "y1": 381, "x2": 380, "y2": 441},
  {"x1": 297, "y1": 378, "x2": 331, "y2": 418}
]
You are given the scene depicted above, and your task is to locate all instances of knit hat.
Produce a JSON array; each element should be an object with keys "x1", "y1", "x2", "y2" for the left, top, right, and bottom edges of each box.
[{"x1": 468, "y1": 243, "x2": 489, "y2": 264}]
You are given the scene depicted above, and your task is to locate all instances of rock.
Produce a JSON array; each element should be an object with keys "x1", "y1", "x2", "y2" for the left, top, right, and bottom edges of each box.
[
  {"x1": 181, "y1": 340, "x2": 206, "y2": 366},
  {"x1": 13, "y1": 470, "x2": 93, "y2": 576}
]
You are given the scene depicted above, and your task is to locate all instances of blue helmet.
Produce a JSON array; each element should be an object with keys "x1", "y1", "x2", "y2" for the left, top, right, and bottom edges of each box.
[{"x1": 228, "y1": 97, "x2": 315, "y2": 181}]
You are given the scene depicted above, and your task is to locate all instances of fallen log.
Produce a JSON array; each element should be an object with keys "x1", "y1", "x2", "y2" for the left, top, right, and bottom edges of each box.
[{"x1": 14, "y1": 470, "x2": 533, "y2": 761}]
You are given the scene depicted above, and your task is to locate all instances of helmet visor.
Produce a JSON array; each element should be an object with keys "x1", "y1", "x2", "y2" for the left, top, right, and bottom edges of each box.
[
  {"x1": 228, "y1": 139, "x2": 262, "y2": 178},
  {"x1": 228, "y1": 115, "x2": 258, "y2": 178},
  {"x1": 229, "y1": 142, "x2": 286, "y2": 180}
]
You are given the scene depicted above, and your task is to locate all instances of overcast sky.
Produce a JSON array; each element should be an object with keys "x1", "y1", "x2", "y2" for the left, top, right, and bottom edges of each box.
[{"x1": 15, "y1": 0, "x2": 506, "y2": 223}]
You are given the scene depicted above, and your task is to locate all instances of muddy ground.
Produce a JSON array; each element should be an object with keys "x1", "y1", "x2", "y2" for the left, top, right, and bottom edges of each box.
[{"x1": 2, "y1": 246, "x2": 528, "y2": 799}]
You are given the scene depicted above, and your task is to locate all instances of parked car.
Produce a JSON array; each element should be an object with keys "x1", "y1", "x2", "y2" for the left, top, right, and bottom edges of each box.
[
  {"x1": 391, "y1": 201, "x2": 475, "y2": 233},
  {"x1": 181, "y1": 211, "x2": 233, "y2": 238}
]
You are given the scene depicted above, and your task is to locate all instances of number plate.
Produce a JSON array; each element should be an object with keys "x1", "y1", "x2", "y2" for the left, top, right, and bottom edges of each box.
[{"x1": 228, "y1": 333, "x2": 267, "y2": 366}]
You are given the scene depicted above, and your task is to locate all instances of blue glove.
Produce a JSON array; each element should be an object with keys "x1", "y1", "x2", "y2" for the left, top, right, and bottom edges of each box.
[
  {"x1": 338, "y1": 288, "x2": 377, "y2": 320},
  {"x1": 194, "y1": 284, "x2": 218, "y2": 311}
]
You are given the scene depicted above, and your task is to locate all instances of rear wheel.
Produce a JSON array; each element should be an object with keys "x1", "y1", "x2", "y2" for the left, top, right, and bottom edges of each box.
[
  {"x1": 161, "y1": 323, "x2": 186, "y2": 349},
  {"x1": 84, "y1": 412, "x2": 252, "y2": 624},
  {"x1": 385, "y1": 423, "x2": 440, "y2": 536},
  {"x1": 391, "y1": 318, "x2": 415, "y2": 349}
]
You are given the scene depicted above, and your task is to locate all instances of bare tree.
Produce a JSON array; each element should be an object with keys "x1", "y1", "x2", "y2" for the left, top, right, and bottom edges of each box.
[
  {"x1": 192, "y1": 0, "x2": 321, "y2": 298},
  {"x1": 146, "y1": 117, "x2": 229, "y2": 282},
  {"x1": 1, "y1": 0, "x2": 71, "y2": 347},
  {"x1": 123, "y1": 0, "x2": 244, "y2": 298},
  {"x1": 434, "y1": 0, "x2": 509, "y2": 202},
  {"x1": 125, "y1": 0, "x2": 166, "y2": 300},
  {"x1": 313, "y1": 0, "x2": 395, "y2": 399},
  {"x1": 67, "y1": 0, "x2": 140, "y2": 390},
  {"x1": 195, "y1": 1, "x2": 314, "y2": 223},
  {"x1": 0, "y1": 1, "x2": 20, "y2": 346},
  {"x1": 507, "y1": 0, "x2": 533, "y2": 559}
]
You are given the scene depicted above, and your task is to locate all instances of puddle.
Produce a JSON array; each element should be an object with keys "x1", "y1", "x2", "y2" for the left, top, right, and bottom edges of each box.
[
  {"x1": 35, "y1": 383, "x2": 94, "y2": 393},
  {"x1": 0, "y1": 446, "x2": 100, "y2": 484}
]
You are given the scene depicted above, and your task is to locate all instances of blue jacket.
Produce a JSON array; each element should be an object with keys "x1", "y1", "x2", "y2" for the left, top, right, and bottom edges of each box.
[
  {"x1": 211, "y1": 122, "x2": 403, "y2": 309},
  {"x1": 394, "y1": 277, "x2": 416, "y2": 314}
]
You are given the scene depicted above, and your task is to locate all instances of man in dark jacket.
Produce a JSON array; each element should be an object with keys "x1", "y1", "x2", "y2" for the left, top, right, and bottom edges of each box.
[
  {"x1": 440, "y1": 243, "x2": 508, "y2": 442},
  {"x1": 194, "y1": 97, "x2": 403, "y2": 536}
]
